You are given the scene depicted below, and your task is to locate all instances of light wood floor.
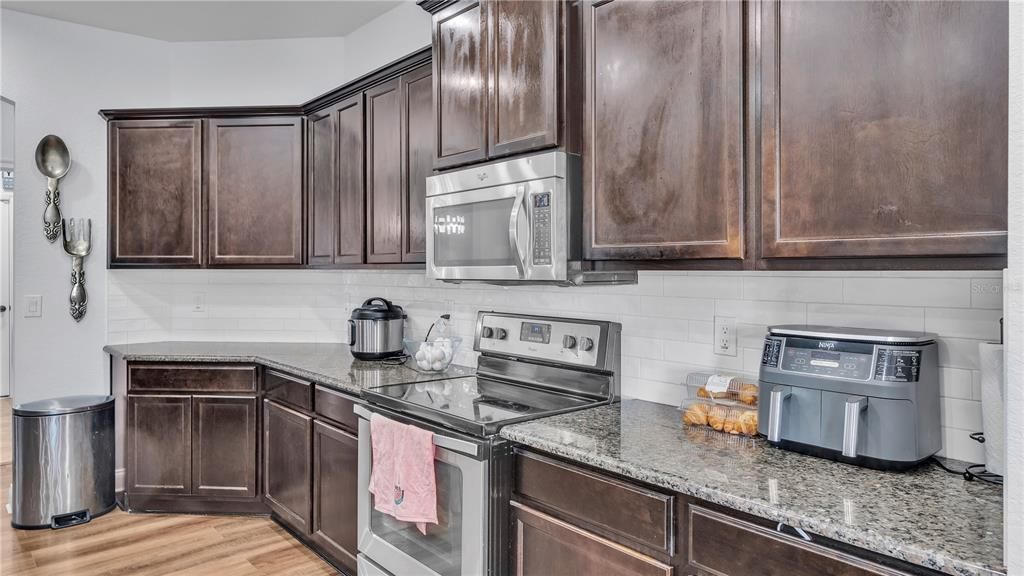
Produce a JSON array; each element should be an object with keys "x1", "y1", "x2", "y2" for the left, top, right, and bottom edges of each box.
[{"x1": 0, "y1": 398, "x2": 337, "y2": 575}]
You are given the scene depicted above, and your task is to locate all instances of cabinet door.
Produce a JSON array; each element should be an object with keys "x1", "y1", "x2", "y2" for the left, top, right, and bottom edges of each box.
[
  {"x1": 582, "y1": 0, "x2": 743, "y2": 261},
  {"x1": 192, "y1": 395, "x2": 257, "y2": 498},
  {"x1": 366, "y1": 79, "x2": 403, "y2": 263},
  {"x1": 488, "y1": 0, "x2": 560, "y2": 158},
  {"x1": 264, "y1": 399, "x2": 313, "y2": 534},
  {"x1": 759, "y1": 0, "x2": 1008, "y2": 259},
  {"x1": 307, "y1": 108, "x2": 336, "y2": 267},
  {"x1": 207, "y1": 116, "x2": 304, "y2": 266},
  {"x1": 512, "y1": 502, "x2": 672, "y2": 576},
  {"x1": 108, "y1": 119, "x2": 202, "y2": 266},
  {"x1": 402, "y1": 64, "x2": 433, "y2": 263},
  {"x1": 311, "y1": 420, "x2": 359, "y2": 573},
  {"x1": 126, "y1": 395, "x2": 191, "y2": 495},
  {"x1": 336, "y1": 95, "x2": 366, "y2": 265},
  {"x1": 433, "y1": 0, "x2": 489, "y2": 169}
]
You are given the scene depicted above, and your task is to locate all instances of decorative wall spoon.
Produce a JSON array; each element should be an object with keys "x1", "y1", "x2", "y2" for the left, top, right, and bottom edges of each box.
[{"x1": 35, "y1": 135, "x2": 71, "y2": 243}]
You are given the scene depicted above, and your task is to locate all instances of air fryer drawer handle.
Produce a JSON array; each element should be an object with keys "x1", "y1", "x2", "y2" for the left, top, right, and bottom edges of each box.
[
  {"x1": 767, "y1": 387, "x2": 791, "y2": 443},
  {"x1": 842, "y1": 396, "x2": 868, "y2": 458}
]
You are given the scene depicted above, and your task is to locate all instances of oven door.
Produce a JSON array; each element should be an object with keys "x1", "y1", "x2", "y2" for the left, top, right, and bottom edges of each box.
[
  {"x1": 357, "y1": 411, "x2": 487, "y2": 576},
  {"x1": 426, "y1": 177, "x2": 566, "y2": 283}
]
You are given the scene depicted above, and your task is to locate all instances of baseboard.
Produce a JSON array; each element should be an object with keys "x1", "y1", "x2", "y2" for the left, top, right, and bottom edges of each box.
[{"x1": 115, "y1": 468, "x2": 125, "y2": 493}]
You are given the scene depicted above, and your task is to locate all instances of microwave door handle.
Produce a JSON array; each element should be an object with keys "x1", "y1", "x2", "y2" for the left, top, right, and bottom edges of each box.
[{"x1": 509, "y1": 184, "x2": 527, "y2": 277}]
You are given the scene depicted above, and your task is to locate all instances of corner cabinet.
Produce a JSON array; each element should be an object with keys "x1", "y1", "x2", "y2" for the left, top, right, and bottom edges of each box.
[
  {"x1": 108, "y1": 119, "x2": 203, "y2": 267},
  {"x1": 581, "y1": 0, "x2": 744, "y2": 261},
  {"x1": 429, "y1": 0, "x2": 575, "y2": 169},
  {"x1": 757, "y1": 0, "x2": 1008, "y2": 260},
  {"x1": 123, "y1": 363, "x2": 262, "y2": 514},
  {"x1": 207, "y1": 117, "x2": 304, "y2": 266}
]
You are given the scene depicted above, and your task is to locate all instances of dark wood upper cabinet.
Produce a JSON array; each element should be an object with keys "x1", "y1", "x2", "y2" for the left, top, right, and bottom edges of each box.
[
  {"x1": 207, "y1": 116, "x2": 304, "y2": 266},
  {"x1": 126, "y1": 395, "x2": 192, "y2": 495},
  {"x1": 402, "y1": 64, "x2": 433, "y2": 263},
  {"x1": 336, "y1": 95, "x2": 367, "y2": 265},
  {"x1": 108, "y1": 119, "x2": 202, "y2": 267},
  {"x1": 264, "y1": 399, "x2": 313, "y2": 534},
  {"x1": 191, "y1": 395, "x2": 257, "y2": 498},
  {"x1": 487, "y1": 0, "x2": 561, "y2": 158},
  {"x1": 758, "y1": 0, "x2": 1008, "y2": 260},
  {"x1": 311, "y1": 420, "x2": 360, "y2": 574},
  {"x1": 366, "y1": 79, "x2": 404, "y2": 263},
  {"x1": 433, "y1": 0, "x2": 489, "y2": 169},
  {"x1": 582, "y1": 0, "x2": 744, "y2": 261},
  {"x1": 307, "y1": 109, "x2": 336, "y2": 267}
]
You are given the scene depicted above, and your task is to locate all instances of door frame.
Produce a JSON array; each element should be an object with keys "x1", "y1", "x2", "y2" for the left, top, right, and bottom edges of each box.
[{"x1": 0, "y1": 192, "x2": 13, "y2": 398}]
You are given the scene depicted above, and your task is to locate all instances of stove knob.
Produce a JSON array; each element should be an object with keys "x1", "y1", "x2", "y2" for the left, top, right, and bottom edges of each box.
[
  {"x1": 481, "y1": 326, "x2": 494, "y2": 339},
  {"x1": 579, "y1": 337, "x2": 594, "y2": 352},
  {"x1": 562, "y1": 335, "x2": 577, "y2": 349},
  {"x1": 494, "y1": 328, "x2": 508, "y2": 340}
]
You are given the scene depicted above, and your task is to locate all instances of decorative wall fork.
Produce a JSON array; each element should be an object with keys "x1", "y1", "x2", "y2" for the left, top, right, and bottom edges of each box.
[{"x1": 61, "y1": 218, "x2": 91, "y2": 321}]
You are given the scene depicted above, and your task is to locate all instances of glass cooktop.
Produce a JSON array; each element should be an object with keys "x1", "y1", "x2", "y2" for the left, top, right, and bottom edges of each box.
[{"x1": 364, "y1": 376, "x2": 600, "y2": 436}]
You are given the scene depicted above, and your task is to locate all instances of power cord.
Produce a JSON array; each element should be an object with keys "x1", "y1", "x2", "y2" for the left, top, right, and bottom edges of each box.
[{"x1": 931, "y1": 457, "x2": 1003, "y2": 486}]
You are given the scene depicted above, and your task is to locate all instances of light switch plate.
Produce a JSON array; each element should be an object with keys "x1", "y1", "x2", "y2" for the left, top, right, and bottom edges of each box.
[
  {"x1": 191, "y1": 293, "x2": 206, "y2": 314},
  {"x1": 714, "y1": 315, "x2": 737, "y2": 356},
  {"x1": 24, "y1": 295, "x2": 41, "y2": 318}
]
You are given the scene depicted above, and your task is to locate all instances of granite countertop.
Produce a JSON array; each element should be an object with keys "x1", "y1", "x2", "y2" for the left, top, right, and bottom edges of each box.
[
  {"x1": 501, "y1": 400, "x2": 1004, "y2": 576},
  {"x1": 104, "y1": 341, "x2": 474, "y2": 395}
]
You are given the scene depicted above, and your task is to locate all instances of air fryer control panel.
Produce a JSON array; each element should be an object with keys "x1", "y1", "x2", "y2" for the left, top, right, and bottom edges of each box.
[{"x1": 762, "y1": 337, "x2": 922, "y2": 382}]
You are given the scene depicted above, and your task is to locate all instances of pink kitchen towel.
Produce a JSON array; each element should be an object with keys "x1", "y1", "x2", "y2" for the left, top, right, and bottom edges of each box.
[{"x1": 369, "y1": 414, "x2": 438, "y2": 534}]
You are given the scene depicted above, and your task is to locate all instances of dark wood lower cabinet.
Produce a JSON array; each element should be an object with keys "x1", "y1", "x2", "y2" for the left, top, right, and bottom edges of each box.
[
  {"x1": 264, "y1": 399, "x2": 313, "y2": 534},
  {"x1": 126, "y1": 395, "x2": 192, "y2": 495},
  {"x1": 311, "y1": 420, "x2": 360, "y2": 573},
  {"x1": 191, "y1": 395, "x2": 257, "y2": 498},
  {"x1": 511, "y1": 501, "x2": 672, "y2": 576},
  {"x1": 511, "y1": 449, "x2": 945, "y2": 576}
]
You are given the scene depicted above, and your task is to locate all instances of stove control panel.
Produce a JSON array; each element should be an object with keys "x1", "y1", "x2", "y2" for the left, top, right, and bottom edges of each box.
[{"x1": 476, "y1": 312, "x2": 614, "y2": 368}]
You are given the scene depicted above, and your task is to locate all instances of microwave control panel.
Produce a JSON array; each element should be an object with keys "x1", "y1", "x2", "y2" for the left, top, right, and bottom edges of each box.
[{"x1": 531, "y1": 192, "x2": 552, "y2": 265}]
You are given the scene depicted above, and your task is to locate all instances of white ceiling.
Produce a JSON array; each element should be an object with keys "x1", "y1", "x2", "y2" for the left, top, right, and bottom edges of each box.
[{"x1": 1, "y1": 0, "x2": 405, "y2": 42}]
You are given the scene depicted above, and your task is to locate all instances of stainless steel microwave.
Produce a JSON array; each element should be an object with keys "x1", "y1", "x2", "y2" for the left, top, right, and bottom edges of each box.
[{"x1": 425, "y1": 151, "x2": 635, "y2": 286}]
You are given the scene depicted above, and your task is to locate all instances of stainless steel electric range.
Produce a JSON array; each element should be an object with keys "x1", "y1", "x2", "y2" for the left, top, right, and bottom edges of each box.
[{"x1": 355, "y1": 311, "x2": 622, "y2": 576}]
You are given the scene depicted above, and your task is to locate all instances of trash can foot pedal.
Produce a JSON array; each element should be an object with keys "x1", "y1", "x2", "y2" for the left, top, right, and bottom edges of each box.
[{"x1": 51, "y1": 509, "x2": 91, "y2": 529}]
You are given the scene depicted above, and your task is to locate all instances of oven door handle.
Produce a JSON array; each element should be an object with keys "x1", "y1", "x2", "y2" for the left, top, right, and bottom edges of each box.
[
  {"x1": 355, "y1": 404, "x2": 479, "y2": 457},
  {"x1": 509, "y1": 184, "x2": 528, "y2": 278}
]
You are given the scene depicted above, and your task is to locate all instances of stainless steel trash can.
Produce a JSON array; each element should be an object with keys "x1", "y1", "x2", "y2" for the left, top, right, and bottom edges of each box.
[{"x1": 12, "y1": 395, "x2": 115, "y2": 529}]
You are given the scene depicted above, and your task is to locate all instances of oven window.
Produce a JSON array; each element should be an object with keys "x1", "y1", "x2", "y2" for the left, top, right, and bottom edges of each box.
[
  {"x1": 433, "y1": 198, "x2": 517, "y2": 267},
  {"x1": 369, "y1": 459, "x2": 464, "y2": 576}
]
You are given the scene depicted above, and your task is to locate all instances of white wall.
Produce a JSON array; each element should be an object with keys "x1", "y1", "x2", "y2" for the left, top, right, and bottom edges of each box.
[
  {"x1": 1, "y1": 10, "x2": 171, "y2": 404},
  {"x1": 167, "y1": 36, "x2": 347, "y2": 107},
  {"x1": 342, "y1": 2, "x2": 430, "y2": 81},
  {"x1": 108, "y1": 268, "x2": 1003, "y2": 464},
  {"x1": 1004, "y1": 1, "x2": 1022, "y2": 573}
]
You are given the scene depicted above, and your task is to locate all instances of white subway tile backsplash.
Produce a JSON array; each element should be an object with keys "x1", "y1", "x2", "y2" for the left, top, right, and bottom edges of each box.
[
  {"x1": 106, "y1": 268, "x2": 1002, "y2": 463},
  {"x1": 843, "y1": 277, "x2": 971, "y2": 308},
  {"x1": 925, "y1": 308, "x2": 1003, "y2": 341},
  {"x1": 741, "y1": 276, "x2": 844, "y2": 303}
]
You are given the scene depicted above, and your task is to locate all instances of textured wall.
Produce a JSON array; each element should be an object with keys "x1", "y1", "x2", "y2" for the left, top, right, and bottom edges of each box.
[{"x1": 108, "y1": 268, "x2": 1003, "y2": 464}]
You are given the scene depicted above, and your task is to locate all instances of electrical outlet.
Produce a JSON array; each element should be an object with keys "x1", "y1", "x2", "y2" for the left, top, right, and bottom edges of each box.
[
  {"x1": 191, "y1": 293, "x2": 207, "y2": 314},
  {"x1": 24, "y1": 295, "x2": 41, "y2": 318},
  {"x1": 714, "y1": 316, "x2": 737, "y2": 356}
]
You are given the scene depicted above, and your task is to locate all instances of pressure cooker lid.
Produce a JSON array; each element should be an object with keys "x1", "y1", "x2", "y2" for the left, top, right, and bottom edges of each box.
[
  {"x1": 14, "y1": 394, "x2": 114, "y2": 416},
  {"x1": 351, "y1": 297, "x2": 406, "y2": 321}
]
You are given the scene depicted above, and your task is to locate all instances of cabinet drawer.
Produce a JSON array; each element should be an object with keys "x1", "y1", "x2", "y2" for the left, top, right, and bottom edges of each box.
[
  {"x1": 512, "y1": 501, "x2": 671, "y2": 576},
  {"x1": 314, "y1": 385, "x2": 359, "y2": 433},
  {"x1": 128, "y1": 364, "x2": 257, "y2": 394},
  {"x1": 688, "y1": 505, "x2": 907, "y2": 576},
  {"x1": 514, "y1": 450, "x2": 673, "y2": 555},
  {"x1": 264, "y1": 370, "x2": 313, "y2": 412}
]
